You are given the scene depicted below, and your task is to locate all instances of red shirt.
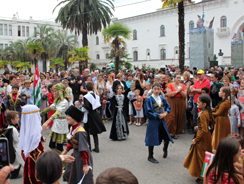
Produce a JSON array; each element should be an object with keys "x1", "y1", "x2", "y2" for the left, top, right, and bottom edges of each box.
[
  {"x1": 193, "y1": 78, "x2": 210, "y2": 103},
  {"x1": 167, "y1": 83, "x2": 186, "y2": 98}
]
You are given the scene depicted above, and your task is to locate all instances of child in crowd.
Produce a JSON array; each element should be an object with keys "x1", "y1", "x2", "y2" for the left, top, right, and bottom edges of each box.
[
  {"x1": 201, "y1": 87, "x2": 209, "y2": 94},
  {"x1": 5, "y1": 84, "x2": 26, "y2": 127},
  {"x1": 100, "y1": 92, "x2": 108, "y2": 123},
  {"x1": 183, "y1": 94, "x2": 214, "y2": 183},
  {"x1": 128, "y1": 83, "x2": 136, "y2": 125},
  {"x1": 62, "y1": 106, "x2": 93, "y2": 184},
  {"x1": 5, "y1": 111, "x2": 24, "y2": 179},
  {"x1": 96, "y1": 167, "x2": 138, "y2": 184},
  {"x1": 229, "y1": 95, "x2": 241, "y2": 134},
  {"x1": 204, "y1": 137, "x2": 243, "y2": 184},
  {"x1": 212, "y1": 87, "x2": 231, "y2": 150},
  {"x1": 145, "y1": 83, "x2": 173, "y2": 164},
  {"x1": 186, "y1": 90, "x2": 194, "y2": 133},
  {"x1": 47, "y1": 84, "x2": 55, "y2": 127},
  {"x1": 133, "y1": 89, "x2": 144, "y2": 126},
  {"x1": 143, "y1": 82, "x2": 152, "y2": 125},
  {"x1": 21, "y1": 80, "x2": 33, "y2": 105},
  {"x1": 231, "y1": 87, "x2": 238, "y2": 104}
]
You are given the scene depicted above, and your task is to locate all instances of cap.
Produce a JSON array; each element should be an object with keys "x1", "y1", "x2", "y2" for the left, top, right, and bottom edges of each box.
[
  {"x1": 65, "y1": 106, "x2": 83, "y2": 123},
  {"x1": 197, "y1": 70, "x2": 205, "y2": 74},
  {"x1": 149, "y1": 75, "x2": 154, "y2": 79},
  {"x1": 24, "y1": 80, "x2": 31, "y2": 84}
]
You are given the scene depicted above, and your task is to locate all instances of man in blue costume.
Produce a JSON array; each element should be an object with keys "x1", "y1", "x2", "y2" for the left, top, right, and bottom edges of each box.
[{"x1": 145, "y1": 83, "x2": 174, "y2": 164}]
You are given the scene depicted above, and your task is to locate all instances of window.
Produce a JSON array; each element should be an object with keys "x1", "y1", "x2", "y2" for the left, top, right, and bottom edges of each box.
[
  {"x1": 133, "y1": 51, "x2": 138, "y2": 61},
  {"x1": 9, "y1": 25, "x2": 12, "y2": 36},
  {"x1": 0, "y1": 24, "x2": 2, "y2": 35},
  {"x1": 133, "y1": 30, "x2": 137, "y2": 40},
  {"x1": 221, "y1": 16, "x2": 227, "y2": 27},
  {"x1": 26, "y1": 26, "x2": 29, "y2": 37},
  {"x1": 96, "y1": 36, "x2": 99, "y2": 45},
  {"x1": 0, "y1": 44, "x2": 3, "y2": 49},
  {"x1": 18, "y1": 26, "x2": 21, "y2": 36},
  {"x1": 34, "y1": 27, "x2": 37, "y2": 36},
  {"x1": 189, "y1": 21, "x2": 194, "y2": 29},
  {"x1": 4, "y1": 44, "x2": 8, "y2": 48},
  {"x1": 22, "y1": 26, "x2": 25, "y2": 37},
  {"x1": 4, "y1": 24, "x2": 7, "y2": 36},
  {"x1": 160, "y1": 25, "x2": 165, "y2": 36},
  {"x1": 106, "y1": 53, "x2": 109, "y2": 58},
  {"x1": 96, "y1": 54, "x2": 100, "y2": 59},
  {"x1": 160, "y1": 49, "x2": 166, "y2": 60}
]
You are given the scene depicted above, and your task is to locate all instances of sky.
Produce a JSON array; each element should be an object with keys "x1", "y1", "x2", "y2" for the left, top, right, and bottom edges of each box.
[{"x1": 1, "y1": 0, "x2": 202, "y2": 22}]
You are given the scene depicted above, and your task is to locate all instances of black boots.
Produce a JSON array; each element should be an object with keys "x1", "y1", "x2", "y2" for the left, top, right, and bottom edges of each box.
[
  {"x1": 92, "y1": 134, "x2": 99, "y2": 153},
  {"x1": 163, "y1": 140, "x2": 169, "y2": 158},
  {"x1": 148, "y1": 146, "x2": 159, "y2": 164}
]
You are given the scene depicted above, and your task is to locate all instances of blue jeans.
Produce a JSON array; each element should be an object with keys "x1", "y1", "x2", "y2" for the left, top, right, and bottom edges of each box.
[{"x1": 193, "y1": 103, "x2": 198, "y2": 128}]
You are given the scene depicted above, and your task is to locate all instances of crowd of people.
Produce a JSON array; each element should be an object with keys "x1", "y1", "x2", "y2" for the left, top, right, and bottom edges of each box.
[{"x1": 1, "y1": 65, "x2": 244, "y2": 183}]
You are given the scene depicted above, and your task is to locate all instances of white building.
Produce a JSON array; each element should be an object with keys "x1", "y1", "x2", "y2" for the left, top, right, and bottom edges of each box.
[{"x1": 88, "y1": 0, "x2": 244, "y2": 69}]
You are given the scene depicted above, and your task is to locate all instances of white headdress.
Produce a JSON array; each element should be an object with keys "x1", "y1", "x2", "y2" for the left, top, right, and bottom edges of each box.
[{"x1": 19, "y1": 105, "x2": 42, "y2": 157}]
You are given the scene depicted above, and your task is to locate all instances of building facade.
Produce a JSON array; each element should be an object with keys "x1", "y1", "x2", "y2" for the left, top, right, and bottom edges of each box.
[{"x1": 88, "y1": 0, "x2": 244, "y2": 69}]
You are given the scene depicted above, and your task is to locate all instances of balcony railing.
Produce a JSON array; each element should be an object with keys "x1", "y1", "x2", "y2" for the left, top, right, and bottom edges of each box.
[{"x1": 216, "y1": 27, "x2": 230, "y2": 37}]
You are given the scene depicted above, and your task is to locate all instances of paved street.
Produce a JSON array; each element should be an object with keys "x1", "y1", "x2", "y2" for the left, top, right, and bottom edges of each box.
[{"x1": 11, "y1": 121, "x2": 197, "y2": 184}]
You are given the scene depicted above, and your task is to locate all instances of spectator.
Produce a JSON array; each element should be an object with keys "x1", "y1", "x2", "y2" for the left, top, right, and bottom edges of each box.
[
  {"x1": 94, "y1": 74, "x2": 106, "y2": 96},
  {"x1": 210, "y1": 72, "x2": 224, "y2": 108},
  {"x1": 69, "y1": 69, "x2": 82, "y2": 102}
]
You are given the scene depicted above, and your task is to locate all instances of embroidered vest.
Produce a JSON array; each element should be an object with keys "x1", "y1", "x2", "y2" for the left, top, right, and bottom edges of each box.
[{"x1": 71, "y1": 126, "x2": 86, "y2": 150}]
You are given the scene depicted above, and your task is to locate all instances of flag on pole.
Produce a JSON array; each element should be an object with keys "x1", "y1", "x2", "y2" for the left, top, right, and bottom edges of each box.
[
  {"x1": 202, "y1": 6, "x2": 205, "y2": 21},
  {"x1": 240, "y1": 27, "x2": 243, "y2": 40},
  {"x1": 201, "y1": 151, "x2": 215, "y2": 177},
  {"x1": 33, "y1": 62, "x2": 42, "y2": 108}
]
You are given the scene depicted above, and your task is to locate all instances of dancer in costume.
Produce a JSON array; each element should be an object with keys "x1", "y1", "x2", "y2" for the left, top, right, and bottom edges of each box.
[
  {"x1": 63, "y1": 106, "x2": 93, "y2": 184},
  {"x1": 20, "y1": 105, "x2": 75, "y2": 184},
  {"x1": 145, "y1": 83, "x2": 173, "y2": 163},
  {"x1": 82, "y1": 81, "x2": 106, "y2": 153},
  {"x1": 183, "y1": 94, "x2": 214, "y2": 183},
  {"x1": 106, "y1": 84, "x2": 134, "y2": 140},
  {"x1": 41, "y1": 83, "x2": 69, "y2": 154}
]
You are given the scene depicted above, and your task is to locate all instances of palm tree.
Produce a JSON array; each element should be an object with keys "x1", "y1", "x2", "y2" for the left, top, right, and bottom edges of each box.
[
  {"x1": 51, "y1": 30, "x2": 79, "y2": 70},
  {"x1": 53, "y1": 0, "x2": 114, "y2": 73},
  {"x1": 162, "y1": 0, "x2": 193, "y2": 73},
  {"x1": 26, "y1": 41, "x2": 44, "y2": 67},
  {"x1": 34, "y1": 24, "x2": 54, "y2": 72},
  {"x1": 15, "y1": 38, "x2": 32, "y2": 63},
  {"x1": 49, "y1": 57, "x2": 65, "y2": 73},
  {"x1": 68, "y1": 46, "x2": 91, "y2": 68},
  {"x1": 102, "y1": 22, "x2": 132, "y2": 74}
]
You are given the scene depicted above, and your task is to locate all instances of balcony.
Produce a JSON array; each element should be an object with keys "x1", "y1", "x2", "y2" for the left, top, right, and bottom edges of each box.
[
  {"x1": 101, "y1": 42, "x2": 110, "y2": 49},
  {"x1": 216, "y1": 27, "x2": 230, "y2": 37}
]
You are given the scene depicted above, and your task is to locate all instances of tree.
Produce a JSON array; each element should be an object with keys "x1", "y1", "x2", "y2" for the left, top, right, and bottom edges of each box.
[
  {"x1": 102, "y1": 22, "x2": 132, "y2": 74},
  {"x1": 68, "y1": 46, "x2": 91, "y2": 69},
  {"x1": 162, "y1": 0, "x2": 193, "y2": 73},
  {"x1": 26, "y1": 41, "x2": 44, "y2": 67},
  {"x1": 53, "y1": 0, "x2": 114, "y2": 73},
  {"x1": 34, "y1": 24, "x2": 54, "y2": 72},
  {"x1": 0, "y1": 60, "x2": 10, "y2": 70},
  {"x1": 49, "y1": 57, "x2": 65, "y2": 73},
  {"x1": 51, "y1": 30, "x2": 78, "y2": 70},
  {"x1": 90, "y1": 63, "x2": 97, "y2": 71}
]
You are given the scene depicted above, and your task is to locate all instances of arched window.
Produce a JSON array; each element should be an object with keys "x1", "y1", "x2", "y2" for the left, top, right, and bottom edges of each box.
[
  {"x1": 133, "y1": 51, "x2": 138, "y2": 61},
  {"x1": 96, "y1": 54, "x2": 100, "y2": 59},
  {"x1": 160, "y1": 49, "x2": 166, "y2": 60},
  {"x1": 221, "y1": 16, "x2": 227, "y2": 27},
  {"x1": 189, "y1": 21, "x2": 194, "y2": 29},
  {"x1": 106, "y1": 53, "x2": 109, "y2": 58},
  {"x1": 96, "y1": 36, "x2": 99, "y2": 45},
  {"x1": 160, "y1": 25, "x2": 165, "y2": 36},
  {"x1": 133, "y1": 30, "x2": 137, "y2": 40}
]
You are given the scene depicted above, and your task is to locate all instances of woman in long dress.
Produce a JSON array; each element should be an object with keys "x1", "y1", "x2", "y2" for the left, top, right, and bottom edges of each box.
[{"x1": 165, "y1": 73, "x2": 187, "y2": 139}]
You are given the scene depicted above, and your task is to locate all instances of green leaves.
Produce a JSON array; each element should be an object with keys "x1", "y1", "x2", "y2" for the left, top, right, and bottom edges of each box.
[
  {"x1": 26, "y1": 41, "x2": 44, "y2": 57},
  {"x1": 0, "y1": 60, "x2": 10, "y2": 69},
  {"x1": 49, "y1": 57, "x2": 65, "y2": 68},
  {"x1": 161, "y1": 0, "x2": 192, "y2": 9},
  {"x1": 68, "y1": 46, "x2": 91, "y2": 63}
]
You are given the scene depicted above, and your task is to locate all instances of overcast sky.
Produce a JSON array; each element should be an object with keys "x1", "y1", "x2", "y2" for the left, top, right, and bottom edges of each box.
[{"x1": 1, "y1": 0, "x2": 202, "y2": 21}]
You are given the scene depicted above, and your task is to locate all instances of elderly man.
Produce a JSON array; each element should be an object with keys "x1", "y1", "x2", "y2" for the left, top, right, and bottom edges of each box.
[
  {"x1": 191, "y1": 70, "x2": 210, "y2": 130},
  {"x1": 69, "y1": 69, "x2": 82, "y2": 102},
  {"x1": 92, "y1": 70, "x2": 99, "y2": 83},
  {"x1": 82, "y1": 68, "x2": 90, "y2": 82}
]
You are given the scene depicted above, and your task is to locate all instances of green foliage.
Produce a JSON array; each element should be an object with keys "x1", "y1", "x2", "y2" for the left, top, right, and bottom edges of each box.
[
  {"x1": 0, "y1": 60, "x2": 10, "y2": 69},
  {"x1": 49, "y1": 57, "x2": 65, "y2": 68},
  {"x1": 16, "y1": 62, "x2": 33, "y2": 72},
  {"x1": 26, "y1": 41, "x2": 44, "y2": 58},
  {"x1": 161, "y1": 0, "x2": 192, "y2": 8},
  {"x1": 68, "y1": 46, "x2": 91, "y2": 63},
  {"x1": 90, "y1": 63, "x2": 96, "y2": 71}
]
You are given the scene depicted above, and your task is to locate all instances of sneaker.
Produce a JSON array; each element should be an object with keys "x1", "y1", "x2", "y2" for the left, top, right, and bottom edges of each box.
[
  {"x1": 138, "y1": 123, "x2": 141, "y2": 126},
  {"x1": 102, "y1": 120, "x2": 105, "y2": 123},
  {"x1": 105, "y1": 120, "x2": 109, "y2": 123},
  {"x1": 148, "y1": 157, "x2": 159, "y2": 164}
]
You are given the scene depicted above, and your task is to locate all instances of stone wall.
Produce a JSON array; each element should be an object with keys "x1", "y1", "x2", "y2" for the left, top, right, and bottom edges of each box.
[{"x1": 231, "y1": 41, "x2": 244, "y2": 68}]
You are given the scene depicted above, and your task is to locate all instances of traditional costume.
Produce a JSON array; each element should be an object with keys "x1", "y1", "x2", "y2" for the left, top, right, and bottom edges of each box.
[
  {"x1": 145, "y1": 94, "x2": 173, "y2": 163},
  {"x1": 19, "y1": 105, "x2": 44, "y2": 184},
  {"x1": 212, "y1": 100, "x2": 230, "y2": 150},
  {"x1": 183, "y1": 110, "x2": 213, "y2": 179},
  {"x1": 63, "y1": 106, "x2": 93, "y2": 184},
  {"x1": 106, "y1": 94, "x2": 132, "y2": 140},
  {"x1": 40, "y1": 83, "x2": 69, "y2": 153},
  {"x1": 82, "y1": 91, "x2": 106, "y2": 152}
]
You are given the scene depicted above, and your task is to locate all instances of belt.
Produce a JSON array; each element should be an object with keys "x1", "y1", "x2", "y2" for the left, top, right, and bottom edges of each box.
[{"x1": 57, "y1": 117, "x2": 66, "y2": 119}]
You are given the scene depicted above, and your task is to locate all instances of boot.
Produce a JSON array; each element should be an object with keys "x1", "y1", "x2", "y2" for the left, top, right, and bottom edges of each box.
[
  {"x1": 148, "y1": 146, "x2": 159, "y2": 164},
  {"x1": 163, "y1": 140, "x2": 169, "y2": 158},
  {"x1": 92, "y1": 134, "x2": 99, "y2": 153},
  {"x1": 86, "y1": 132, "x2": 92, "y2": 152}
]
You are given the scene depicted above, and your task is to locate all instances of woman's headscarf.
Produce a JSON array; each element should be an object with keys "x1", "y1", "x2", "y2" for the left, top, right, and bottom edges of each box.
[{"x1": 53, "y1": 83, "x2": 68, "y2": 104}]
